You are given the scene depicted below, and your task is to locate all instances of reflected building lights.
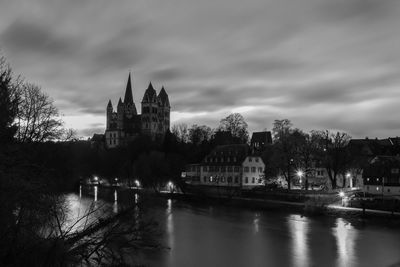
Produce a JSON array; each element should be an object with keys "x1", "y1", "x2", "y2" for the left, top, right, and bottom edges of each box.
[
  {"x1": 288, "y1": 214, "x2": 310, "y2": 267},
  {"x1": 94, "y1": 186, "x2": 98, "y2": 202},
  {"x1": 113, "y1": 190, "x2": 118, "y2": 213},
  {"x1": 79, "y1": 185, "x2": 82, "y2": 198},
  {"x1": 134, "y1": 193, "x2": 139, "y2": 204},
  {"x1": 166, "y1": 199, "x2": 174, "y2": 248},
  {"x1": 253, "y1": 213, "x2": 260, "y2": 233},
  {"x1": 334, "y1": 218, "x2": 357, "y2": 267}
]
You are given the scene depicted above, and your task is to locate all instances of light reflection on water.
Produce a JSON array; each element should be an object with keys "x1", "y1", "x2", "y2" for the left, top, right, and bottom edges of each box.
[
  {"x1": 166, "y1": 199, "x2": 174, "y2": 249},
  {"x1": 69, "y1": 188, "x2": 400, "y2": 267},
  {"x1": 113, "y1": 189, "x2": 118, "y2": 213},
  {"x1": 334, "y1": 218, "x2": 357, "y2": 267},
  {"x1": 288, "y1": 214, "x2": 310, "y2": 267}
]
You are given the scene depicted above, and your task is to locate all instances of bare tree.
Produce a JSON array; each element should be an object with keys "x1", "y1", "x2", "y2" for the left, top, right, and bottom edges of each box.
[
  {"x1": 16, "y1": 83, "x2": 65, "y2": 142},
  {"x1": 171, "y1": 123, "x2": 189, "y2": 143},
  {"x1": 218, "y1": 113, "x2": 249, "y2": 143},
  {"x1": 188, "y1": 124, "x2": 213, "y2": 145},
  {"x1": 313, "y1": 130, "x2": 352, "y2": 189},
  {"x1": 0, "y1": 55, "x2": 21, "y2": 144}
]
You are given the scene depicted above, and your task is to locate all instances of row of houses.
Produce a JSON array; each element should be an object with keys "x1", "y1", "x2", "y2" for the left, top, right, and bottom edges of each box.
[{"x1": 183, "y1": 134, "x2": 400, "y2": 196}]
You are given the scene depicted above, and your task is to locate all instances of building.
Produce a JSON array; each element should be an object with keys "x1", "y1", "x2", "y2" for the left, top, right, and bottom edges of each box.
[
  {"x1": 105, "y1": 73, "x2": 170, "y2": 148},
  {"x1": 183, "y1": 143, "x2": 266, "y2": 188},
  {"x1": 363, "y1": 156, "x2": 400, "y2": 196},
  {"x1": 250, "y1": 131, "x2": 272, "y2": 152},
  {"x1": 241, "y1": 155, "x2": 265, "y2": 188}
]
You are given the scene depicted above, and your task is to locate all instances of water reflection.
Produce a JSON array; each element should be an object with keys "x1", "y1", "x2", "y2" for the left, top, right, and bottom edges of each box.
[
  {"x1": 253, "y1": 213, "x2": 260, "y2": 234},
  {"x1": 94, "y1": 186, "x2": 98, "y2": 202},
  {"x1": 288, "y1": 214, "x2": 310, "y2": 267},
  {"x1": 334, "y1": 218, "x2": 357, "y2": 267},
  {"x1": 134, "y1": 193, "x2": 139, "y2": 204},
  {"x1": 166, "y1": 199, "x2": 174, "y2": 248},
  {"x1": 79, "y1": 185, "x2": 82, "y2": 198},
  {"x1": 113, "y1": 190, "x2": 118, "y2": 213}
]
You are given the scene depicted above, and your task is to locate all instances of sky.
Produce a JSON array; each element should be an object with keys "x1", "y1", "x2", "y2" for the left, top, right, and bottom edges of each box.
[{"x1": 1, "y1": 0, "x2": 400, "y2": 139}]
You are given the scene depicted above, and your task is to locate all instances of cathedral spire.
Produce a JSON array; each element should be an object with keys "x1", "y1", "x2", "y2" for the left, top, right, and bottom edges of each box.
[{"x1": 124, "y1": 72, "x2": 134, "y2": 104}]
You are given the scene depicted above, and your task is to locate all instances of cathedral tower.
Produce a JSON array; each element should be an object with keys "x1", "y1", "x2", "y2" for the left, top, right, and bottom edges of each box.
[
  {"x1": 157, "y1": 86, "x2": 170, "y2": 135},
  {"x1": 141, "y1": 82, "x2": 158, "y2": 137}
]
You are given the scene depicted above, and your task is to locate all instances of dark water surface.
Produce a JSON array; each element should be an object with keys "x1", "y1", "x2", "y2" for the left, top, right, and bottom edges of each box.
[{"x1": 68, "y1": 187, "x2": 400, "y2": 267}]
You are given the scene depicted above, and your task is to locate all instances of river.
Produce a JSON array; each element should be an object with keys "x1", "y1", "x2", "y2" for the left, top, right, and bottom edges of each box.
[{"x1": 68, "y1": 186, "x2": 400, "y2": 267}]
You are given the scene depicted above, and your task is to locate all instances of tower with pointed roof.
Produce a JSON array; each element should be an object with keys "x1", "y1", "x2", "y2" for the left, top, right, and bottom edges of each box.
[
  {"x1": 157, "y1": 86, "x2": 170, "y2": 135},
  {"x1": 104, "y1": 73, "x2": 171, "y2": 148}
]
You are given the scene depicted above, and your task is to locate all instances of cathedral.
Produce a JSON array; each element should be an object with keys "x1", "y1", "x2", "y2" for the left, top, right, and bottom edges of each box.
[{"x1": 104, "y1": 73, "x2": 170, "y2": 148}]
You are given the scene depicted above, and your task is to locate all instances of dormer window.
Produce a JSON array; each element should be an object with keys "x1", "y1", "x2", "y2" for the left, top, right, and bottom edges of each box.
[{"x1": 249, "y1": 157, "x2": 252, "y2": 162}]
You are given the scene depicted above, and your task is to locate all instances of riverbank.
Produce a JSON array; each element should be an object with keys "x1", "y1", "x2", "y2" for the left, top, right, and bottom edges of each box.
[{"x1": 159, "y1": 191, "x2": 400, "y2": 220}]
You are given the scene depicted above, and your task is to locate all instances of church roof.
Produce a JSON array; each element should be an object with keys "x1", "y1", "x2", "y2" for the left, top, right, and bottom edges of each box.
[
  {"x1": 118, "y1": 97, "x2": 123, "y2": 106},
  {"x1": 158, "y1": 86, "x2": 170, "y2": 107},
  {"x1": 142, "y1": 82, "x2": 157, "y2": 103},
  {"x1": 107, "y1": 99, "x2": 113, "y2": 108},
  {"x1": 124, "y1": 73, "x2": 134, "y2": 104}
]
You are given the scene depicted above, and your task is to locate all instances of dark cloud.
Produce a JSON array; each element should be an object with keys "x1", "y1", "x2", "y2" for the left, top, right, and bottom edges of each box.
[
  {"x1": 1, "y1": 0, "x2": 400, "y2": 138},
  {"x1": 1, "y1": 19, "x2": 82, "y2": 56}
]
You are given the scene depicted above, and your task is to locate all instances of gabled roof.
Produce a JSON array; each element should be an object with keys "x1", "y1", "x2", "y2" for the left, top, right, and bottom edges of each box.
[
  {"x1": 157, "y1": 86, "x2": 170, "y2": 107},
  {"x1": 251, "y1": 131, "x2": 272, "y2": 145},
  {"x1": 142, "y1": 82, "x2": 157, "y2": 103},
  {"x1": 202, "y1": 144, "x2": 249, "y2": 166},
  {"x1": 124, "y1": 73, "x2": 134, "y2": 104}
]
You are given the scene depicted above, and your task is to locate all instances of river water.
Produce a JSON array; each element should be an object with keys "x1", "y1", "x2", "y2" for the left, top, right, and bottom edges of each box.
[{"x1": 68, "y1": 187, "x2": 400, "y2": 267}]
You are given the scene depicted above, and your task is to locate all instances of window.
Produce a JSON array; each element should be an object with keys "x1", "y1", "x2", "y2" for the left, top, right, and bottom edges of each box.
[
  {"x1": 233, "y1": 157, "x2": 237, "y2": 162},
  {"x1": 215, "y1": 166, "x2": 220, "y2": 172},
  {"x1": 244, "y1": 167, "x2": 249, "y2": 172},
  {"x1": 249, "y1": 157, "x2": 252, "y2": 162},
  {"x1": 251, "y1": 167, "x2": 256, "y2": 173},
  {"x1": 221, "y1": 177, "x2": 225, "y2": 182},
  {"x1": 203, "y1": 176, "x2": 207, "y2": 183},
  {"x1": 227, "y1": 177, "x2": 232, "y2": 183},
  {"x1": 203, "y1": 166, "x2": 208, "y2": 172},
  {"x1": 227, "y1": 157, "x2": 230, "y2": 162},
  {"x1": 258, "y1": 167, "x2": 263, "y2": 173},
  {"x1": 227, "y1": 166, "x2": 233, "y2": 172},
  {"x1": 258, "y1": 179, "x2": 262, "y2": 184},
  {"x1": 221, "y1": 158, "x2": 224, "y2": 163},
  {"x1": 221, "y1": 166, "x2": 226, "y2": 172},
  {"x1": 391, "y1": 168, "x2": 399, "y2": 174},
  {"x1": 234, "y1": 177, "x2": 238, "y2": 183},
  {"x1": 255, "y1": 158, "x2": 259, "y2": 162},
  {"x1": 210, "y1": 158, "x2": 213, "y2": 163},
  {"x1": 209, "y1": 166, "x2": 214, "y2": 172},
  {"x1": 252, "y1": 177, "x2": 255, "y2": 183},
  {"x1": 245, "y1": 177, "x2": 248, "y2": 183},
  {"x1": 234, "y1": 166, "x2": 239, "y2": 172}
]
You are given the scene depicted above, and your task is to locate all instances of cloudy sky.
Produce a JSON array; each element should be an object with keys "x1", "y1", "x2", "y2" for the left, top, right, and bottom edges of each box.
[{"x1": 1, "y1": 0, "x2": 400, "y2": 138}]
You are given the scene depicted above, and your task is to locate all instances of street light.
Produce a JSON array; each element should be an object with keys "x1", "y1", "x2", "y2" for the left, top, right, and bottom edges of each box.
[
  {"x1": 134, "y1": 180, "x2": 140, "y2": 188},
  {"x1": 296, "y1": 170, "x2": 304, "y2": 189}
]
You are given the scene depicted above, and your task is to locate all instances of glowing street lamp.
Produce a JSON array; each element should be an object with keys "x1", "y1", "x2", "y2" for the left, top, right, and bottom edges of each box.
[
  {"x1": 339, "y1": 191, "x2": 345, "y2": 206},
  {"x1": 134, "y1": 180, "x2": 140, "y2": 188}
]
